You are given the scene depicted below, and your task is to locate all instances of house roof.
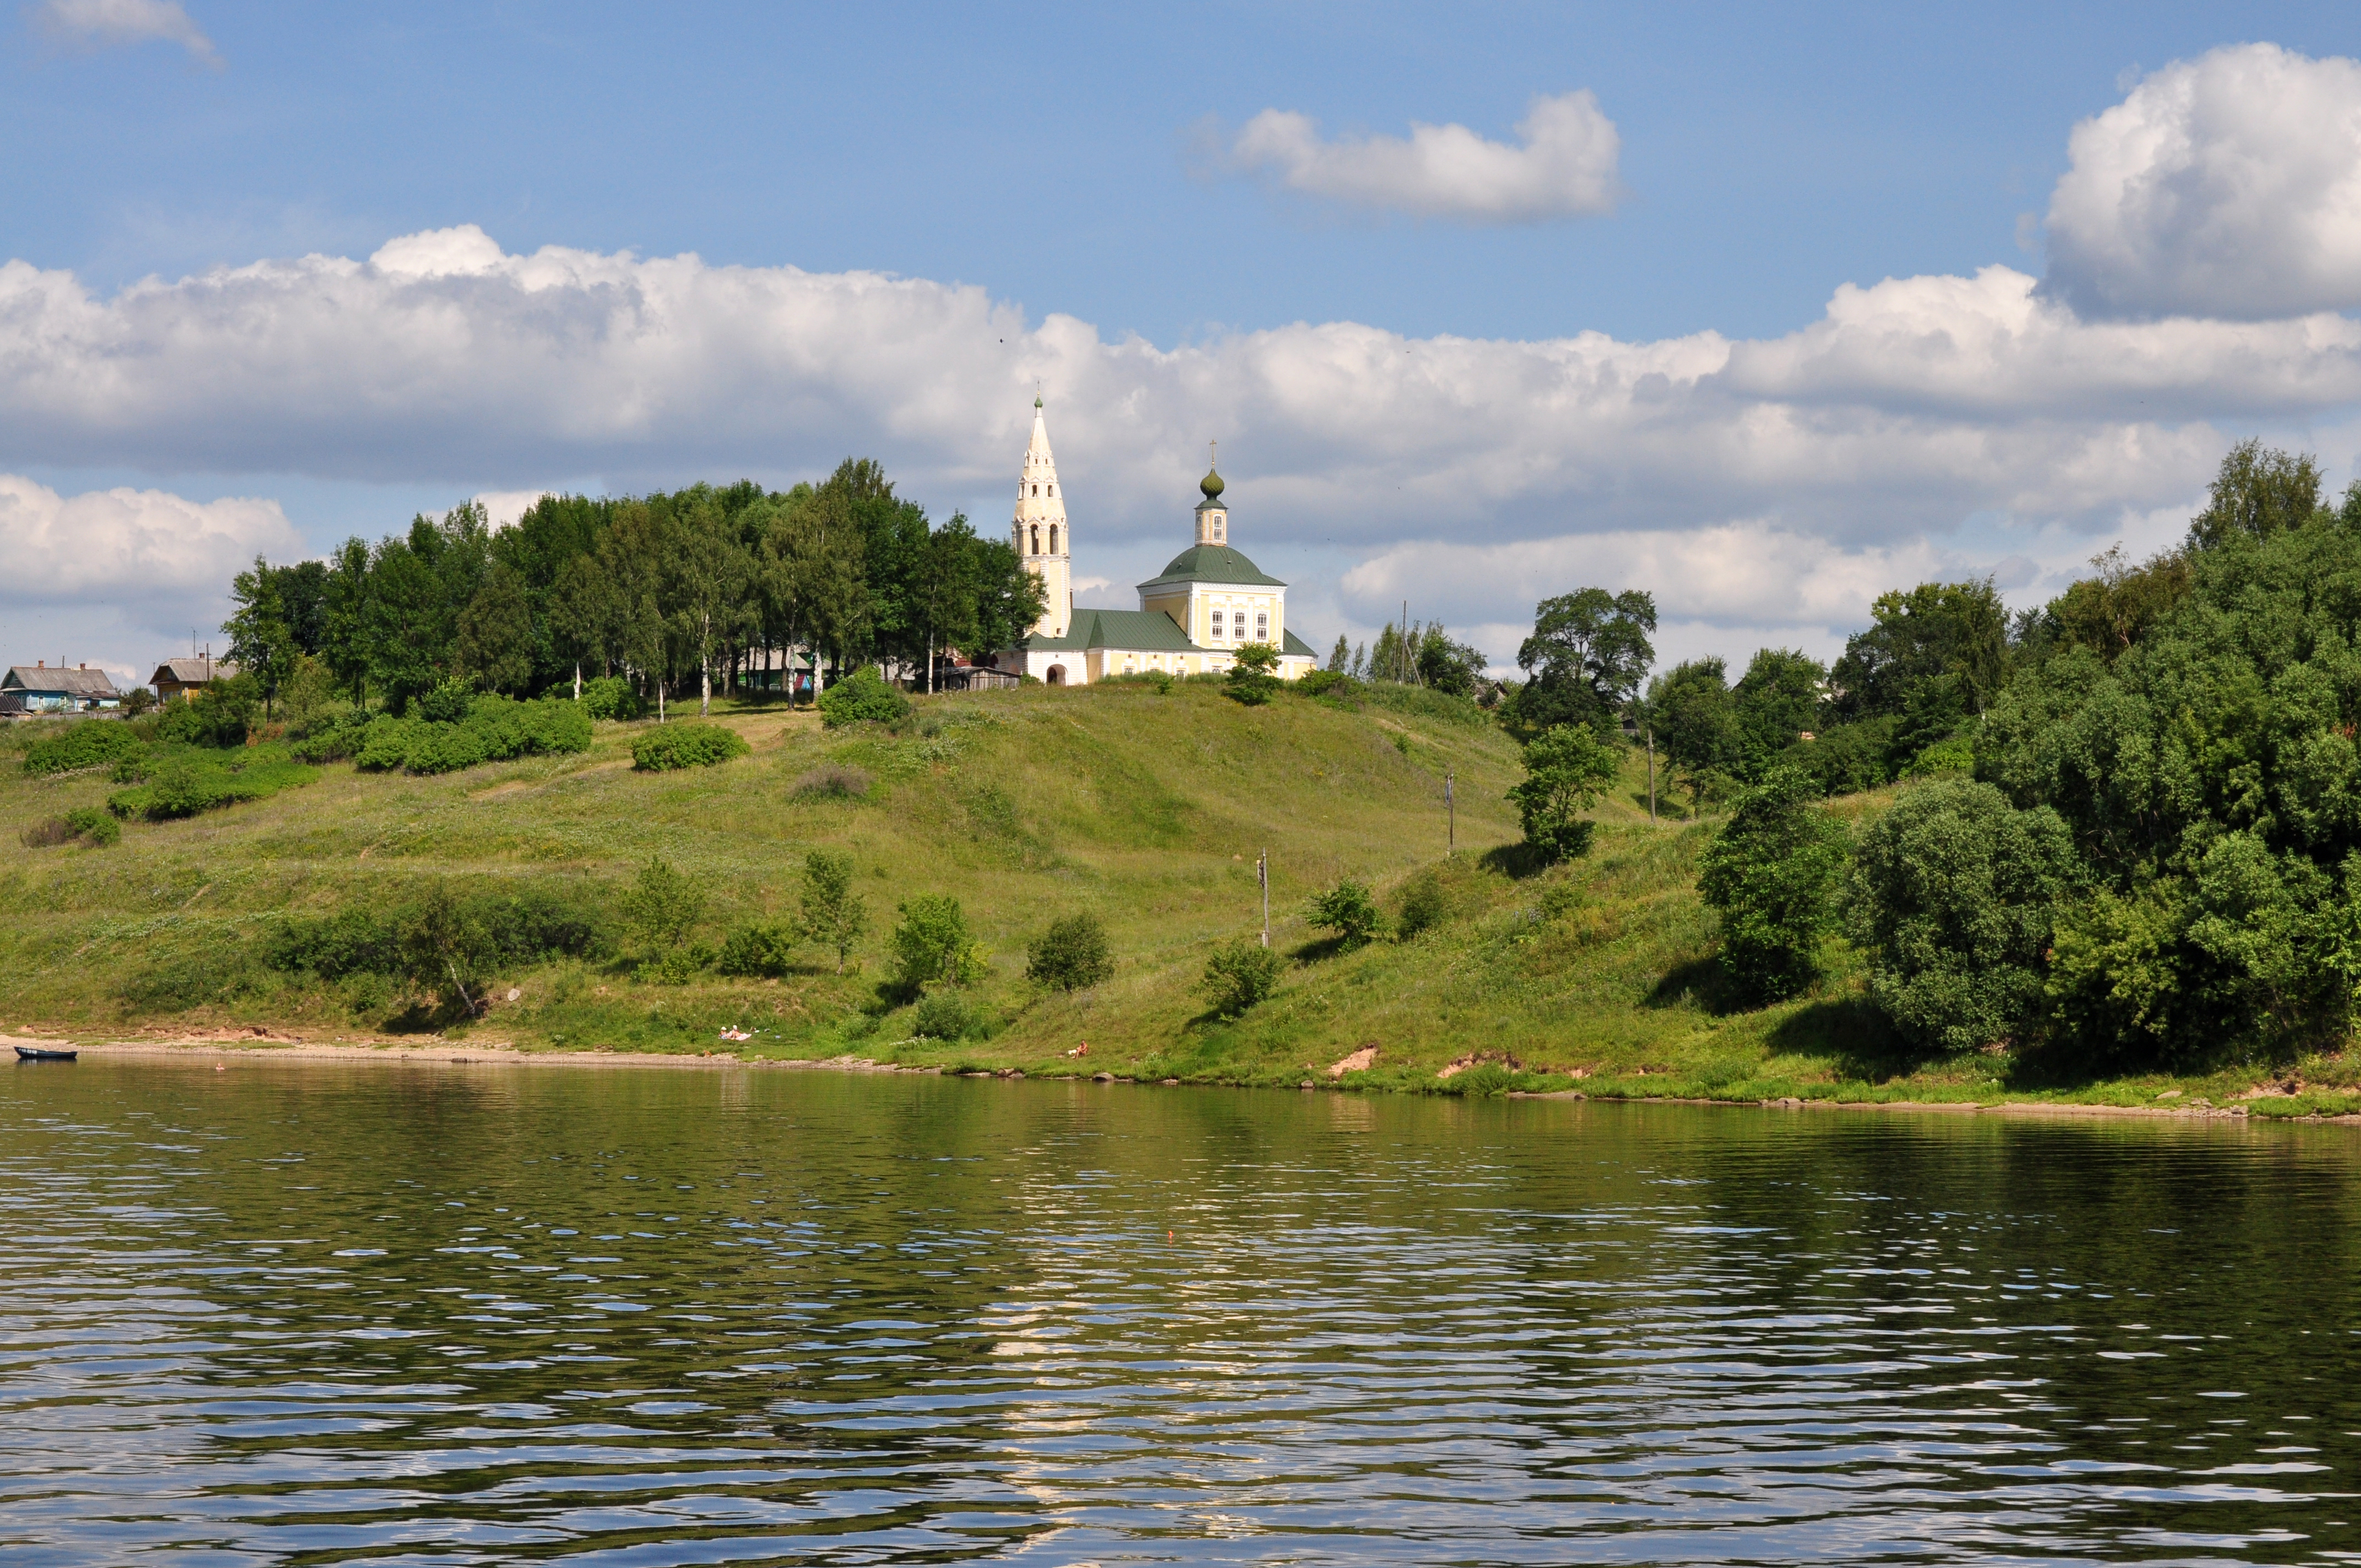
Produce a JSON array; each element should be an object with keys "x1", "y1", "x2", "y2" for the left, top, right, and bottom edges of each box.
[
  {"x1": 151, "y1": 658, "x2": 238, "y2": 685},
  {"x1": 1282, "y1": 628, "x2": 1319, "y2": 658},
  {"x1": 1025, "y1": 608, "x2": 1207, "y2": 654},
  {"x1": 3, "y1": 666, "x2": 120, "y2": 698},
  {"x1": 1137, "y1": 543, "x2": 1288, "y2": 590}
]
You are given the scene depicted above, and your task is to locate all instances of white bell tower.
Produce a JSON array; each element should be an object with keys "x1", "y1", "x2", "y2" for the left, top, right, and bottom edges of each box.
[{"x1": 1013, "y1": 395, "x2": 1071, "y2": 639}]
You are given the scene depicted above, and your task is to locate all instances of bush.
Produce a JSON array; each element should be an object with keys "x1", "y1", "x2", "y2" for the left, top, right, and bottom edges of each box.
[
  {"x1": 63, "y1": 805, "x2": 119, "y2": 847},
  {"x1": 1295, "y1": 669, "x2": 1358, "y2": 699},
  {"x1": 349, "y1": 698, "x2": 592, "y2": 775},
  {"x1": 1395, "y1": 869, "x2": 1448, "y2": 939},
  {"x1": 268, "y1": 886, "x2": 608, "y2": 984},
  {"x1": 1200, "y1": 937, "x2": 1282, "y2": 1018},
  {"x1": 1508, "y1": 724, "x2": 1623, "y2": 864},
  {"x1": 287, "y1": 707, "x2": 373, "y2": 763},
  {"x1": 817, "y1": 667, "x2": 911, "y2": 728},
  {"x1": 887, "y1": 894, "x2": 987, "y2": 997},
  {"x1": 1787, "y1": 717, "x2": 1895, "y2": 796},
  {"x1": 107, "y1": 751, "x2": 318, "y2": 821},
  {"x1": 1026, "y1": 912, "x2": 1114, "y2": 992},
  {"x1": 1305, "y1": 880, "x2": 1384, "y2": 948},
  {"x1": 717, "y1": 922, "x2": 797, "y2": 978},
  {"x1": 799, "y1": 849, "x2": 868, "y2": 973},
  {"x1": 912, "y1": 989, "x2": 975, "y2": 1041},
  {"x1": 154, "y1": 675, "x2": 259, "y2": 747},
  {"x1": 791, "y1": 764, "x2": 872, "y2": 800},
  {"x1": 414, "y1": 677, "x2": 475, "y2": 725},
  {"x1": 1696, "y1": 766, "x2": 1849, "y2": 1004},
  {"x1": 1224, "y1": 644, "x2": 1282, "y2": 706},
  {"x1": 579, "y1": 675, "x2": 643, "y2": 721},
  {"x1": 1843, "y1": 777, "x2": 2077, "y2": 1054},
  {"x1": 19, "y1": 817, "x2": 72, "y2": 848},
  {"x1": 622, "y1": 857, "x2": 704, "y2": 955},
  {"x1": 21, "y1": 721, "x2": 142, "y2": 776},
  {"x1": 632, "y1": 722, "x2": 750, "y2": 771}
]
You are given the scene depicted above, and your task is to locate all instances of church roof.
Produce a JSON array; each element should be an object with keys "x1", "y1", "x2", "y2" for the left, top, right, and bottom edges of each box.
[
  {"x1": 1023, "y1": 608, "x2": 1206, "y2": 654},
  {"x1": 1280, "y1": 628, "x2": 1319, "y2": 659},
  {"x1": 1138, "y1": 543, "x2": 1287, "y2": 590}
]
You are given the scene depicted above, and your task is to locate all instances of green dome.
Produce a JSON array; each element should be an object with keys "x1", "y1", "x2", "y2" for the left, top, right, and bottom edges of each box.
[{"x1": 1199, "y1": 466, "x2": 1225, "y2": 500}]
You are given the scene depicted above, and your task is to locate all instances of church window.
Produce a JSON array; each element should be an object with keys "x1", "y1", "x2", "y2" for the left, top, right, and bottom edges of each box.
[
  {"x1": 1030, "y1": 525, "x2": 1040, "y2": 553},
  {"x1": 1049, "y1": 525, "x2": 1058, "y2": 553},
  {"x1": 1032, "y1": 484, "x2": 1038, "y2": 496},
  {"x1": 1210, "y1": 610, "x2": 1225, "y2": 639},
  {"x1": 1256, "y1": 612, "x2": 1269, "y2": 640}
]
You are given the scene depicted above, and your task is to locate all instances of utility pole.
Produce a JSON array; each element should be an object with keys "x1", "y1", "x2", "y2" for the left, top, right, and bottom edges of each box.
[
  {"x1": 1258, "y1": 849, "x2": 1269, "y2": 948},
  {"x1": 1445, "y1": 770, "x2": 1455, "y2": 856},
  {"x1": 1645, "y1": 723, "x2": 1657, "y2": 824}
]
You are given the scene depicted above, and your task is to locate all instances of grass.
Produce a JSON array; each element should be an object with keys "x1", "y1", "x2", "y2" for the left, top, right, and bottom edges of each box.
[{"x1": 3, "y1": 685, "x2": 2358, "y2": 1117}]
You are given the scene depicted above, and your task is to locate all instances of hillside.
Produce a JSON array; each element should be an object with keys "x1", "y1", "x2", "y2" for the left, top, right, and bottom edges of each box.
[{"x1": 6, "y1": 681, "x2": 2357, "y2": 1114}]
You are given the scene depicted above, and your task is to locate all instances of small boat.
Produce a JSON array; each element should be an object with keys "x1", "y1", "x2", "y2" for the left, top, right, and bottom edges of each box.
[{"x1": 13, "y1": 1046, "x2": 77, "y2": 1062}]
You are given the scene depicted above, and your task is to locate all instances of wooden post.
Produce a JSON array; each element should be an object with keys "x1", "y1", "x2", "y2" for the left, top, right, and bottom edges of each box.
[
  {"x1": 1446, "y1": 770, "x2": 1455, "y2": 855},
  {"x1": 1646, "y1": 726, "x2": 1657, "y2": 824},
  {"x1": 1259, "y1": 850, "x2": 1269, "y2": 948}
]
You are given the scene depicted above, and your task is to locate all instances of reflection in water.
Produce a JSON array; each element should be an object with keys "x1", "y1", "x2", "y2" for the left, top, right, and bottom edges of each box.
[{"x1": 1, "y1": 1060, "x2": 2357, "y2": 1565}]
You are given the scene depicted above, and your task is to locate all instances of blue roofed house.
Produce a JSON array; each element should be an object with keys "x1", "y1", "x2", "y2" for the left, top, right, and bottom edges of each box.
[
  {"x1": 1, "y1": 662, "x2": 121, "y2": 716},
  {"x1": 994, "y1": 401, "x2": 1320, "y2": 686}
]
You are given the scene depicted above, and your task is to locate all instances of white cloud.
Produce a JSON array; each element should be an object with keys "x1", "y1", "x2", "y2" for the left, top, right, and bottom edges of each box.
[
  {"x1": 31, "y1": 0, "x2": 221, "y2": 68},
  {"x1": 476, "y1": 489, "x2": 552, "y2": 530},
  {"x1": 2044, "y1": 43, "x2": 2361, "y2": 319},
  {"x1": 1221, "y1": 91, "x2": 1621, "y2": 222}
]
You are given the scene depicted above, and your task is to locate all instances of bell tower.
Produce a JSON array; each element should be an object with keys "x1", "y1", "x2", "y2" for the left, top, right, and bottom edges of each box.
[
  {"x1": 1013, "y1": 395, "x2": 1071, "y2": 639},
  {"x1": 1194, "y1": 442, "x2": 1228, "y2": 545}
]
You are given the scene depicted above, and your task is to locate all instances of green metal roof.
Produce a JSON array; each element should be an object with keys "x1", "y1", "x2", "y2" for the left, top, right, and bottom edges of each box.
[
  {"x1": 1022, "y1": 607, "x2": 1206, "y2": 654},
  {"x1": 1136, "y1": 544, "x2": 1288, "y2": 590},
  {"x1": 1282, "y1": 628, "x2": 1319, "y2": 658}
]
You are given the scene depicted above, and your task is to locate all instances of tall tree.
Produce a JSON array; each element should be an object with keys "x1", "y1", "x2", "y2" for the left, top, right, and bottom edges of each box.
[
  {"x1": 456, "y1": 560, "x2": 536, "y2": 696},
  {"x1": 222, "y1": 554, "x2": 295, "y2": 719},
  {"x1": 666, "y1": 492, "x2": 754, "y2": 718},
  {"x1": 320, "y1": 537, "x2": 374, "y2": 706},
  {"x1": 1513, "y1": 588, "x2": 1657, "y2": 736},
  {"x1": 2187, "y1": 438, "x2": 2326, "y2": 550},
  {"x1": 1647, "y1": 656, "x2": 1740, "y2": 815}
]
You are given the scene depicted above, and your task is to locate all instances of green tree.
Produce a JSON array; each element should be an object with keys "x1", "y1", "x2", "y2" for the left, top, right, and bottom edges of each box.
[
  {"x1": 1305, "y1": 879, "x2": 1384, "y2": 947},
  {"x1": 222, "y1": 554, "x2": 296, "y2": 719},
  {"x1": 666, "y1": 490, "x2": 755, "y2": 718},
  {"x1": 1326, "y1": 634, "x2": 1351, "y2": 673},
  {"x1": 621, "y1": 856, "x2": 704, "y2": 955},
  {"x1": 1843, "y1": 777, "x2": 2077, "y2": 1055},
  {"x1": 1026, "y1": 912, "x2": 1114, "y2": 992},
  {"x1": 1413, "y1": 622, "x2": 1488, "y2": 696},
  {"x1": 798, "y1": 848, "x2": 868, "y2": 973},
  {"x1": 1200, "y1": 936, "x2": 1282, "y2": 1017},
  {"x1": 1511, "y1": 588, "x2": 1657, "y2": 737},
  {"x1": 1507, "y1": 723, "x2": 1624, "y2": 863},
  {"x1": 1829, "y1": 578, "x2": 2008, "y2": 729},
  {"x1": 1697, "y1": 767, "x2": 1850, "y2": 1003},
  {"x1": 1647, "y1": 657, "x2": 1742, "y2": 815},
  {"x1": 1395, "y1": 868, "x2": 1449, "y2": 939},
  {"x1": 455, "y1": 560, "x2": 536, "y2": 696},
  {"x1": 1225, "y1": 641, "x2": 1281, "y2": 705},
  {"x1": 1730, "y1": 647, "x2": 1826, "y2": 774},
  {"x1": 2187, "y1": 438, "x2": 2326, "y2": 550},
  {"x1": 888, "y1": 894, "x2": 986, "y2": 998},
  {"x1": 394, "y1": 883, "x2": 496, "y2": 1019}
]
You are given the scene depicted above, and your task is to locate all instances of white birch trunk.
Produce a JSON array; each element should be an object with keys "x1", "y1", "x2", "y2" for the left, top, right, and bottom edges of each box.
[{"x1": 573, "y1": 661, "x2": 581, "y2": 702}]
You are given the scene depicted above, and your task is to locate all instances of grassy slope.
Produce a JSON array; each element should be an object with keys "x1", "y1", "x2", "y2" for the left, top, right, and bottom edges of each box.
[{"x1": 3, "y1": 684, "x2": 2354, "y2": 1116}]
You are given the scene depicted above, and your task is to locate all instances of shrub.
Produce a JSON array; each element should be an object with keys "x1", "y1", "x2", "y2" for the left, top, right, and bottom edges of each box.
[
  {"x1": 107, "y1": 752, "x2": 318, "y2": 821},
  {"x1": 414, "y1": 677, "x2": 475, "y2": 725},
  {"x1": 799, "y1": 849, "x2": 868, "y2": 973},
  {"x1": 154, "y1": 675, "x2": 259, "y2": 747},
  {"x1": 1026, "y1": 912, "x2": 1114, "y2": 992},
  {"x1": 888, "y1": 894, "x2": 987, "y2": 997},
  {"x1": 912, "y1": 989, "x2": 975, "y2": 1041},
  {"x1": 268, "y1": 886, "x2": 607, "y2": 984},
  {"x1": 63, "y1": 806, "x2": 119, "y2": 847},
  {"x1": 632, "y1": 722, "x2": 750, "y2": 771},
  {"x1": 21, "y1": 721, "x2": 142, "y2": 776},
  {"x1": 1223, "y1": 643, "x2": 1282, "y2": 706},
  {"x1": 791, "y1": 764, "x2": 872, "y2": 799},
  {"x1": 717, "y1": 922, "x2": 797, "y2": 978},
  {"x1": 1395, "y1": 869, "x2": 1448, "y2": 939},
  {"x1": 622, "y1": 856, "x2": 704, "y2": 956},
  {"x1": 1844, "y1": 777, "x2": 2078, "y2": 1054},
  {"x1": 1787, "y1": 717, "x2": 1894, "y2": 796},
  {"x1": 1295, "y1": 669, "x2": 1358, "y2": 699},
  {"x1": 579, "y1": 674, "x2": 643, "y2": 721},
  {"x1": 1508, "y1": 724, "x2": 1623, "y2": 864},
  {"x1": 1305, "y1": 880, "x2": 1384, "y2": 948},
  {"x1": 818, "y1": 667, "x2": 911, "y2": 728},
  {"x1": 1696, "y1": 766, "x2": 1849, "y2": 1004},
  {"x1": 346, "y1": 699, "x2": 591, "y2": 775},
  {"x1": 639, "y1": 944, "x2": 716, "y2": 985},
  {"x1": 19, "y1": 816, "x2": 72, "y2": 848},
  {"x1": 287, "y1": 707, "x2": 372, "y2": 763},
  {"x1": 1200, "y1": 937, "x2": 1282, "y2": 1018},
  {"x1": 119, "y1": 687, "x2": 156, "y2": 717}
]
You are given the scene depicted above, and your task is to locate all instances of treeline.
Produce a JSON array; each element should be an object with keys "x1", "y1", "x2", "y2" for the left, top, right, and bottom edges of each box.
[
  {"x1": 222, "y1": 459, "x2": 1046, "y2": 720},
  {"x1": 1658, "y1": 440, "x2": 2361, "y2": 1070}
]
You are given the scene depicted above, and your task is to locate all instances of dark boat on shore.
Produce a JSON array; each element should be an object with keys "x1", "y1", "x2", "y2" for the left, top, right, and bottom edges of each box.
[{"x1": 13, "y1": 1047, "x2": 77, "y2": 1062}]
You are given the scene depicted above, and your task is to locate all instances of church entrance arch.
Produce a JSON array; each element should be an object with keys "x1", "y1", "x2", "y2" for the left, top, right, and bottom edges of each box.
[{"x1": 1046, "y1": 665, "x2": 1068, "y2": 686}]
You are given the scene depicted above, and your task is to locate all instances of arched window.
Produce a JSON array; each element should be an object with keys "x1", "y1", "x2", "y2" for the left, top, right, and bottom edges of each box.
[
  {"x1": 1030, "y1": 524, "x2": 1040, "y2": 554},
  {"x1": 1032, "y1": 484, "x2": 1039, "y2": 497},
  {"x1": 1256, "y1": 611, "x2": 1269, "y2": 640},
  {"x1": 1048, "y1": 525, "x2": 1058, "y2": 554},
  {"x1": 1048, "y1": 484, "x2": 1054, "y2": 497}
]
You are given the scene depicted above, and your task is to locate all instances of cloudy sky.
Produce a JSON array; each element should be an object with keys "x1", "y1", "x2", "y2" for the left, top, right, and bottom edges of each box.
[{"x1": 9, "y1": 2, "x2": 2361, "y2": 682}]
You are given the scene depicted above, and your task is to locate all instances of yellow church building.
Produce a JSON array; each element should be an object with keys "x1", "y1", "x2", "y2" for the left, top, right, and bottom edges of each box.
[{"x1": 998, "y1": 400, "x2": 1321, "y2": 686}]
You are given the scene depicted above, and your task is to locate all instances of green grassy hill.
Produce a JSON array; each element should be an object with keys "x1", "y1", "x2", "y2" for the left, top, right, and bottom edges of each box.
[{"x1": 5, "y1": 682, "x2": 2354, "y2": 1113}]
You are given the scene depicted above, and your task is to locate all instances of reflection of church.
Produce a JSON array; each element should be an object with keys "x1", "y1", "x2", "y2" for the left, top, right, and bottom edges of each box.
[{"x1": 998, "y1": 399, "x2": 1320, "y2": 685}]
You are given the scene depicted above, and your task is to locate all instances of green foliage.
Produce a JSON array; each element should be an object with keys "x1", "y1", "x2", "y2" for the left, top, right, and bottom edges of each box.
[
  {"x1": 818, "y1": 667, "x2": 911, "y2": 728},
  {"x1": 1787, "y1": 717, "x2": 1895, "y2": 795},
  {"x1": 273, "y1": 881, "x2": 610, "y2": 1013},
  {"x1": 1645, "y1": 657, "x2": 1741, "y2": 814},
  {"x1": 1730, "y1": 647, "x2": 1827, "y2": 775},
  {"x1": 1305, "y1": 879, "x2": 1384, "y2": 947},
  {"x1": 1413, "y1": 623, "x2": 1489, "y2": 696},
  {"x1": 888, "y1": 894, "x2": 986, "y2": 996},
  {"x1": 63, "y1": 806, "x2": 118, "y2": 847},
  {"x1": 1225, "y1": 643, "x2": 1281, "y2": 705},
  {"x1": 1843, "y1": 777, "x2": 2077, "y2": 1054},
  {"x1": 21, "y1": 721, "x2": 142, "y2": 776},
  {"x1": 2186, "y1": 437, "x2": 2326, "y2": 551},
  {"x1": 717, "y1": 922, "x2": 797, "y2": 978},
  {"x1": 1900, "y1": 736, "x2": 1974, "y2": 777},
  {"x1": 107, "y1": 749, "x2": 319, "y2": 821},
  {"x1": 1508, "y1": 723, "x2": 1623, "y2": 864},
  {"x1": 912, "y1": 989, "x2": 976, "y2": 1041},
  {"x1": 798, "y1": 848, "x2": 867, "y2": 973},
  {"x1": 1026, "y1": 912, "x2": 1114, "y2": 992},
  {"x1": 1200, "y1": 936, "x2": 1282, "y2": 1017},
  {"x1": 394, "y1": 883, "x2": 497, "y2": 1015},
  {"x1": 286, "y1": 707, "x2": 373, "y2": 763},
  {"x1": 349, "y1": 696, "x2": 592, "y2": 775},
  {"x1": 414, "y1": 677, "x2": 475, "y2": 725},
  {"x1": 1394, "y1": 868, "x2": 1449, "y2": 940},
  {"x1": 1511, "y1": 588, "x2": 1657, "y2": 737},
  {"x1": 1830, "y1": 578, "x2": 2006, "y2": 727},
  {"x1": 155, "y1": 674, "x2": 260, "y2": 747},
  {"x1": 630, "y1": 722, "x2": 750, "y2": 771},
  {"x1": 622, "y1": 856, "x2": 704, "y2": 954},
  {"x1": 790, "y1": 764, "x2": 872, "y2": 800},
  {"x1": 1296, "y1": 669, "x2": 1356, "y2": 699},
  {"x1": 2034, "y1": 545, "x2": 2193, "y2": 665},
  {"x1": 578, "y1": 675, "x2": 643, "y2": 721},
  {"x1": 1696, "y1": 767, "x2": 1849, "y2": 1003}
]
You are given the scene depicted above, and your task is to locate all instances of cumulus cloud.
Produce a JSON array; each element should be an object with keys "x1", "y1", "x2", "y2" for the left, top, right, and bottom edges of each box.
[
  {"x1": 2044, "y1": 43, "x2": 2361, "y2": 319},
  {"x1": 31, "y1": 0, "x2": 221, "y2": 68},
  {"x1": 1220, "y1": 91, "x2": 1621, "y2": 222},
  {"x1": 476, "y1": 489, "x2": 553, "y2": 529}
]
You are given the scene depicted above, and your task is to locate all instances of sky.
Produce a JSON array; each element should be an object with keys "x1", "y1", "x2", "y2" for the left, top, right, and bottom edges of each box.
[{"x1": 10, "y1": 1, "x2": 2361, "y2": 682}]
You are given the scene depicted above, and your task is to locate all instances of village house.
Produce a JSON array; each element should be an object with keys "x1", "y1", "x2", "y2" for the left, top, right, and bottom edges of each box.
[
  {"x1": 150, "y1": 656, "x2": 240, "y2": 703},
  {"x1": 1, "y1": 662, "x2": 121, "y2": 716}
]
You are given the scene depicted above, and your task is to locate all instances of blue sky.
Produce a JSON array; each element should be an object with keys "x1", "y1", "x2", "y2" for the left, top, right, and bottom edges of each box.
[{"x1": 11, "y1": 2, "x2": 2361, "y2": 678}]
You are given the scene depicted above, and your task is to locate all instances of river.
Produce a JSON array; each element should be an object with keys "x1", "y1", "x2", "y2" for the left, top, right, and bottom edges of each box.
[{"x1": 1, "y1": 1057, "x2": 2354, "y2": 1565}]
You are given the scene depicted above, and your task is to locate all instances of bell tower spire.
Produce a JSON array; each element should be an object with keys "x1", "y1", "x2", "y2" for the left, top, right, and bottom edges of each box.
[{"x1": 1013, "y1": 395, "x2": 1071, "y2": 639}]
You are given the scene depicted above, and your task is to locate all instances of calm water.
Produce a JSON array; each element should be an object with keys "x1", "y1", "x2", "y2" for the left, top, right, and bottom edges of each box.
[{"x1": 2, "y1": 1061, "x2": 2358, "y2": 1567}]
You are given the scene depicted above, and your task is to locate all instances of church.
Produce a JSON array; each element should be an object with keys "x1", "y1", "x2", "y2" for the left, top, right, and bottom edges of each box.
[{"x1": 995, "y1": 399, "x2": 1322, "y2": 686}]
